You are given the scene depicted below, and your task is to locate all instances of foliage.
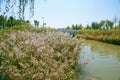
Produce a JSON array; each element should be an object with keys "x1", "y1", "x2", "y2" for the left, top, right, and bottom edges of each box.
[
  {"x1": 65, "y1": 24, "x2": 83, "y2": 30},
  {"x1": 0, "y1": 26, "x2": 82, "y2": 80},
  {"x1": 0, "y1": 15, "x2": 30, "y2": 29},
  {"x1": 34, "y1": 20, "x2": 39, "y2": 27},
  {"x1": 91, "y1": 22, "x2": 100, "y2": 30},
  {"x1": 65, "y1": 19, "x2": 120, "y2": 30},
  {"x1": 0, "y1": 15, "x2": 7, "y2": 29}
]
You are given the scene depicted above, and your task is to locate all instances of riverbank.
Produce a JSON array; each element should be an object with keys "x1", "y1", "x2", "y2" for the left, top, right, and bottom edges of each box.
[
  {"x1": 0, "y1": 26, "x2": 82, "y2": 80},
  {"x1": 77, "y1": 29, "x2": 120, "y2": 45}
]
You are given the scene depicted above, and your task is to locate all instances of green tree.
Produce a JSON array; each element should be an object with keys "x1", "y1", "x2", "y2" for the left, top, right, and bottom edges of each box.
[
  {"x1": 91, "y1": 22, "x2": 100, "y2": 30},
  {"x1": 7, "y1": 16, "x2": 16, "y2": 27},
  {"x1": 66, "y1": 26, "x2": 71, "y2": 29},
  {"x1": 85, "y1": 24, "x2": 91, "y2": 29},
  {"x1": 34, "y1": 20, "x2": 39, "y2": 27},
  {"x1": 75, "y1": 24, "x2": 78, "y2": 30},
  {"x1": 78, "y1": 24, "x2": 83, "y2": 30},
  {"x1": 118, "y1": 21, "x2": 120, "y2": 29},
  {"x1": 106, "y1": 20, "x2": 113, "y2": 29},
  {"x1": 71, "y1": 24, "x2": 76, "y2": 30},
  {"x1": 0, "y1": 15, "x2": 7, "y2": 29},
  {"x1": 99, "y1": 20, "x2": 113, "y2": 30},
  {"x1": 99, "y1": 20, "x2": 105, "y2": 29}
]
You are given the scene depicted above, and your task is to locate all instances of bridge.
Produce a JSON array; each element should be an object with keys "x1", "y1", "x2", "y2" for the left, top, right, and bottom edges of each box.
[{"x1": 57, "y1": 29, "x2": 78, "y2": 36}]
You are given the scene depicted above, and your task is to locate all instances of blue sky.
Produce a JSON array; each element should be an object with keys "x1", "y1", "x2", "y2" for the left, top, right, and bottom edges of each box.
[{"x1": 19, "y1": 0, "x2": 120, "y2": 28}]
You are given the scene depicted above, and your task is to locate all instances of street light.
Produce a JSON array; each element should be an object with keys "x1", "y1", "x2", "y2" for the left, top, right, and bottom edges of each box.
[{"x1": 42, "y1": 17, "x2": 44, "y2": 27}]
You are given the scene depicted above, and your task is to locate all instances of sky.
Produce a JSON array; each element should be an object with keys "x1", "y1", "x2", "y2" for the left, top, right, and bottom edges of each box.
[{"x1": 1, "y1": 0, "x2": 120, "y2": 28}]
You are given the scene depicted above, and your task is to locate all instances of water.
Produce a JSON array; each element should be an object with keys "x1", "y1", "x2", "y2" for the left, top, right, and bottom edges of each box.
[{"x1": 79, "y1": 40, "x2": 120, "y2": 80}]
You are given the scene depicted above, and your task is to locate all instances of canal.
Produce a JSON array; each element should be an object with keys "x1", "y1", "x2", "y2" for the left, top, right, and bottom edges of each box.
[{"x1": 79, "y1": 40, "x2": 120, "y2": 80}]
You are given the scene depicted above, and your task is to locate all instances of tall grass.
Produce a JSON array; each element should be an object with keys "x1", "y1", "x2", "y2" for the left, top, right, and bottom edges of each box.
[
  {"x1": 0, "y1": 25, "x2": 82, "y2": 80},
  {"x1": 77, "y1": 29, "x2": 120, "y2": 45}
]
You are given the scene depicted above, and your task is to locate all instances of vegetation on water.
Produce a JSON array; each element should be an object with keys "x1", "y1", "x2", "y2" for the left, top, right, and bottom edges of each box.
[
  {"x1": 0, "y1": 18, "x2": 82, "y2": 80},
  {"x1": 77, "y1": 29, "x2": 120, "y2": 45}
]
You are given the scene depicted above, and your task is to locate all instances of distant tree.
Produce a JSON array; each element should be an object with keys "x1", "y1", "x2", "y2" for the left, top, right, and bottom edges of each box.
[
  {"x1": 85, "y1": 24, "x2": 91, "y2": 29},
  {"x1": 34, "y1": 20, "x2": 39, "y2": 27},
  {"x1": 26, "y1": 20, "x2": 30, "y2": 23},
  {"x1": 77, "y1": 24, "x2": 83, "y2": 30},
  {"x1": 7, "y1": 16, "x2": 16, "y2": 27},
  {"x1": 99, "y1": 20, "x2": 105, "y2": 29},
  {"x1": 71, "y1": 24, "x2": 82, "y2": 30},
  {"x1": 106, "y1": 20, "x2": 113, "y2": 29},
  {"x1": 113, "y1": 16, "x2": 118, "y2": 28},
  {"x1": 0, "y1": 15, "x2": 7, "y2": 29},
  {"x1": 118, "y1": 21, "x2": 120, "y2": 29},
  {"x1": 71, "y1": 24, "x2": 76, "y2": 30},
  {"x1": 66, "y1": 26, "x2": 71, "y2": 29},
  {"x1": 91, "y1": 22, "x2": 100, "y2": 30},
  {"x1": 99, "y1": 20, "x2": 113, "y2": 30},
  {"x1": 75, "y1": 24, "x2": 78, "y2": 30},
  {"x1": 0, "y1": 15, "x2": 31, "y2": 29}
]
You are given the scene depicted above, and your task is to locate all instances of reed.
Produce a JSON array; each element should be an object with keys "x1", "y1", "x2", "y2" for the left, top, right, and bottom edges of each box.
[
  {"x1": 77, "y1": 29, "x2": 120, "y2": 45},
  {"x1": 0, "y1": 26, "x2": 82, "y2": 80}
]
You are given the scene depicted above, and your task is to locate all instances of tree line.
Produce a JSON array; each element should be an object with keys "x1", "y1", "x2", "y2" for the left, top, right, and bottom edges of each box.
[
  {"x1": 0, "y1": 15, "x2": 30, "y2": 29},
  {"x1": 65, "y1": 18, "x2": 120, "y2": 30},
  {"x1": 0, "y1": 15, "x2": 41, "y2": 29}
]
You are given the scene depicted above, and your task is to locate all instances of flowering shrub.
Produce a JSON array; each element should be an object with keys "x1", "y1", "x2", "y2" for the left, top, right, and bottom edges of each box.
[{"x1": 0, "y1": 29, "x2": 81, "y2": 80}]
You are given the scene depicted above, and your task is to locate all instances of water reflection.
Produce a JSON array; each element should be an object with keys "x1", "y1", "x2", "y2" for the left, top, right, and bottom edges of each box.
[{"x1": 79, "y1": 40, "x2": 120, "y2": 80}]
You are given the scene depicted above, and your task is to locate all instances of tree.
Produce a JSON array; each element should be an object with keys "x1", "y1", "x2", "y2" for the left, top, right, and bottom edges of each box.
[
  {"x1": 34, "y1": 20, "x2": 39, "y2": 27},
  {"x1": 78, "y1": 24, "x2": 83, "y2": 30},
  {"x1": 99, "y1": 20, "x2": 105, "y2": 29},
  {"x1": 7, "y1": 16, "x2": 16, "y2": 27},
  {"x1": 75, "y1": 24, "x2": 78, "y2": 30},
  {"x1": 66, "y1": 26, "x2": 71, "y2": 29},
  {"x1": 85, "y1": 24, "x2": 91, "y2": 29},
  {"x1": 99, "y1": 20, "x2": 113, "y2": 30},
  {"x1": 91, "y1": 22, "x2": 100, "y2": 30},
  {"x1": 106, "y1": 20, "x2": 113, "y2": 29},
  {"x1": 0, "y1": 15, "x2": 7, "y2": 29},
  {"x1": 0, "y1": 15, "x2": 31, "y2": 29},
  {"x1": 113, "y1": 16, "x2": 118, "y2": 28},
  {"x1": 71, "y1": 24, "x2": 76, "y2": 30},
  {"x1": 26, "y1": 20, "x2": 30, "y2": 23},
  {"x1": 118, "y1": 21, "x2": 120, "y2": 29}
]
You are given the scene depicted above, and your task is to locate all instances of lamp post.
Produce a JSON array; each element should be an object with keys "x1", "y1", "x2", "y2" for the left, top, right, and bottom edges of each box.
[{"x1": 42, "y1": 17, "x2": 44, "y2": 27}]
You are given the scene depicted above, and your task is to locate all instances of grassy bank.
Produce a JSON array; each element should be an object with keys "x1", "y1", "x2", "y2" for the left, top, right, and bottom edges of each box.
[
  {"x1": 0, "y1": 25, "x2": 82, "y2": 80},
  {"x1": 77, "y1": 29, "x2": 120, "y2": 45}
]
